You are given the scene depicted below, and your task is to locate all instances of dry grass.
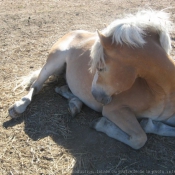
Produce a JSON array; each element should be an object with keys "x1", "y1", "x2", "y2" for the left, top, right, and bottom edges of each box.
[{"x1": 1, "y1": 0, "x2": 175, "y2": 175}]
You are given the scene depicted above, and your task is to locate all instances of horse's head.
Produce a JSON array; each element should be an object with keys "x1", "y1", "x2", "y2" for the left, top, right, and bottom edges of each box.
[
  {"x1": 91, "y1": 31, "x2": 137, "y2": 105},
  {"x1": 90, "y1": 10, "x2": 173, "y2": 105}
]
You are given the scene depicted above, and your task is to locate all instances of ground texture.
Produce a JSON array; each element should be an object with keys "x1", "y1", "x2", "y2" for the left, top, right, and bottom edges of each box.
[{"x1": 1, "y1": 0, "x2": 175, "y2": 175}]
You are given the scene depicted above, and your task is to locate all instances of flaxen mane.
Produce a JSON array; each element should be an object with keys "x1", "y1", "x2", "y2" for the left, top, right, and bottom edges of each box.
[{"x1": 90, "y1": 10, "x2": 173, "y2": 73}]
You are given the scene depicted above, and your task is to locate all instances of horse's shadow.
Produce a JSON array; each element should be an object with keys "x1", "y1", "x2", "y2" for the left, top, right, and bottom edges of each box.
[{"x1": 3, "y1": 84, "x2": 174, "y2": 174}]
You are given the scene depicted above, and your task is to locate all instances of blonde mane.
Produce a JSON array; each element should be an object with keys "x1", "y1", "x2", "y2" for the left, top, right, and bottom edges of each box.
[{"x1": 90, "y1": 10, "x2": 173, "y2": 73}]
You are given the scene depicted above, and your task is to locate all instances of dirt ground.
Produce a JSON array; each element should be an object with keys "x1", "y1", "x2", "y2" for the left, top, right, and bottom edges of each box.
[{"x1": 1, "y1": 0, "x2": 175, "y2": 175}]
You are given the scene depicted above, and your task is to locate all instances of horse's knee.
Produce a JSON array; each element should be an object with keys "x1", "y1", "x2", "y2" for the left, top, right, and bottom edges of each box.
[{"x1": 130, "y1": 133, "x2": 147, "y2": 149}]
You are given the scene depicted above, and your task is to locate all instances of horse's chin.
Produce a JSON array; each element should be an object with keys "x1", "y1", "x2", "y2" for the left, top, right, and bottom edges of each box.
[{"x1": 101, "y1": 96, "x2": 112, "y2": 105}]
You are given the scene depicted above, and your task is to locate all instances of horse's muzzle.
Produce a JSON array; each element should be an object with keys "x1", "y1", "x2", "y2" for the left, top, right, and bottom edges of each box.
[{"x1": 91, "y1": 89, "x2": 112, "y2": 105}]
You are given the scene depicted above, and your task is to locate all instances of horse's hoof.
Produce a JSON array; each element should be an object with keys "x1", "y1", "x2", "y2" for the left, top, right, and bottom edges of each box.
[
  {"x1": 69, "y1": 102, "x2": 79, "y2": 118},
  {"x1": 8, "y1": 105, "x2": 21, "y2": 118},
  {"x1": 55, "y1": 87, "x2": 61, "y2": 94},
  {"x1": 90, "y1": 118, "x2": 101, "y2": 129},
  {"x1": 55, "y1": 85, "x2": 69, "y2": 94},
  {"x1": 68, "y1": 97, "x2": 82, "y2": 118}
]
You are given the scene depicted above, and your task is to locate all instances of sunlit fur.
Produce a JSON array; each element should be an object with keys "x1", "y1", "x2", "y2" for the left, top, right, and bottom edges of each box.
[{"x1": 90, "y1": 10, "x2": 173, "y2": 73}]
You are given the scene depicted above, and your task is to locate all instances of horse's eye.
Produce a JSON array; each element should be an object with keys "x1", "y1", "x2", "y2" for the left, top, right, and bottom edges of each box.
[{"x1": 97, "y1": 67, "x2": 105, "y2": 72}]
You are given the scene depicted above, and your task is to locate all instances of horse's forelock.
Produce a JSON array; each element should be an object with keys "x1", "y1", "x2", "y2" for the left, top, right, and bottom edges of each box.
[{"x1": 90, "y1": 39, "x2": 105, "y2": 73}]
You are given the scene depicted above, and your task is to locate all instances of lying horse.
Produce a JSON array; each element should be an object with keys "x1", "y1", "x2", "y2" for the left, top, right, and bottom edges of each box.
[{"x1": 9, "y1": 10, "x2": 175, "y2": 149}]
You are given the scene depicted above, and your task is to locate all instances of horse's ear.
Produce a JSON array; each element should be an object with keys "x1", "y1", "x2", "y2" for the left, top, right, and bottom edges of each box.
[{"x1": 97, "y1": 30, "x2": 112, "y2": 49}]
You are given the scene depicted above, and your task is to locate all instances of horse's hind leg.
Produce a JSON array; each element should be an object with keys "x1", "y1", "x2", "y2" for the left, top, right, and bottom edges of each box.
[
  {"x1": 9, "y1": 87, "x2": 37, "y2": 118},
  {"x1": 9, "y1": 51, "x2": 66, "y2": 118},
  {"x1": 9, "y1": 67, "x2": 54, "y2": 118},
  {"x1": 55, "y1": 85, "x2": 83, "y2": 117},
  {"x1": 140, "y1": 119, "x2": 175, "y2": 136}
]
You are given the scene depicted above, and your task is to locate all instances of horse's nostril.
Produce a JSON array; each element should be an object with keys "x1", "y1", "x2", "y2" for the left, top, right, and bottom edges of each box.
[
  {"x1": 101, "y1": 96, "x2": 112, "y2": 105},
  {"x1": 107, "y1": 96, "x2": 112, "y2": 104},
  {"x1": 91, "y1": 89, "x2": 112, "y2": 105}
]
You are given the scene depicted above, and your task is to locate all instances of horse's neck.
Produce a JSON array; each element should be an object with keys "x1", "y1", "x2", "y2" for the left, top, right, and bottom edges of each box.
[{"x1": 138, "y1": 55, "x2": 175, "y2": 95}]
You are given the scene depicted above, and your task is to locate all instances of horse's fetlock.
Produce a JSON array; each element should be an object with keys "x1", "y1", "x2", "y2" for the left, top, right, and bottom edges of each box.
[{"x1": 21, "y1": 97, "x2": 30, "y2": 102}]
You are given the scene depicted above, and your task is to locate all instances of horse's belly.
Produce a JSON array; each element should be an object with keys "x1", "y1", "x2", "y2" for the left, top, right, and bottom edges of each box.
[
  {"x1": 139, "y1": 97, "x2": 175, "y2": 121},
  {"x1": 65, "y1": 55, "x2": 102, "y2": 112},
  {"x1": 137, "y1": 102, "x2": 164, "y2": 120}
]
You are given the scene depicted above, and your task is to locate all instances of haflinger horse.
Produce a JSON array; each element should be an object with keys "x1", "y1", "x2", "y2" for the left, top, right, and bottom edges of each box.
[{"x1": 9, "y1": 10, "x2": 175, "y2": 149}]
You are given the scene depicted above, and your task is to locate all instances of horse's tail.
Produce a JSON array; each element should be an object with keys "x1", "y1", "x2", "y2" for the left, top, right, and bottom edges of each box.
[{"x1": 14, "y1": 68, "x2": 41, "y2": 93}]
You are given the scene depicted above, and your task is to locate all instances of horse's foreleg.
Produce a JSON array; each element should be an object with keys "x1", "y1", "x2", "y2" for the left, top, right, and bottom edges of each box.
[
  {"x1": 140, "y1": 119, "x2": 175, "y2": 136},
  {"x1": 68, "y1": 97, "x2": 83, "y2": 117},
  {"x1": 55, "y1": 85, "x2": 83, "y2": 117},
  {"x1": 91, "y1": 116, "x2": 147, "y2": 149},
  {"x1": 91, "y1": 108, "x2": 147, "y2": 149},
  {"x1": 91, "y1": 116, "x2": 131, "y2": 142}
]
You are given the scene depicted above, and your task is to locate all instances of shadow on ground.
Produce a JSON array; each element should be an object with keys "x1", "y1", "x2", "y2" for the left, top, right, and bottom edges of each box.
[{"x1": 3, "y1": 80, "x2": 175, "y2": 175}]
